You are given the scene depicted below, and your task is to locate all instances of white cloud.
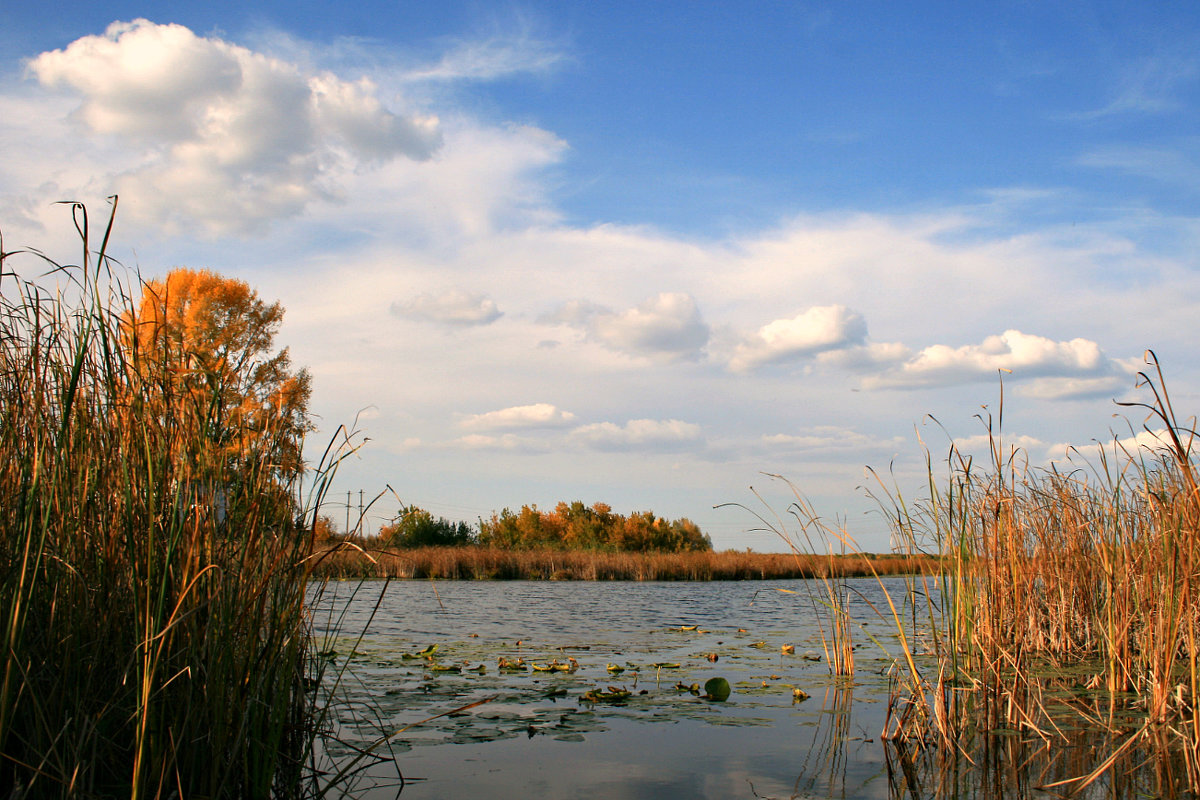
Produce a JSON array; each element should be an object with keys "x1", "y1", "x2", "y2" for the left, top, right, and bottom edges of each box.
[
  {"x1": 948, "y1": 433, "x2": 1047, "y2": 460},
  {"x1": 763, "y1": 426, "x2": 906, "y2": 453},
  {"x1": 551, "y1": 292, "x2": 710, "y2": 361},
  {"x1": 403, "y1": 32, "x2": 567, "y2": 83},
  {"x1": 446, "y1": 433, "x2": 541, "y2": 451},
  {"x1": 1074, "y1": 53, "x2": 1199, "y2": 119},
  {"x1": 27, "y1": 19, "x2": 441, "y2": 235},
  {"x1": 1077, "y1": 144, "x2": 1200, "y2": 188},
  {"x1": 729, "y1": 304, "x2": 867, "y2": 372},
  {"x1": 863, "y1": 330, "x2": 1129, "y2": 391},
  {"x1": 391, "y1": 288, "x2": 502, "y2": 326},
  {"x1": 1049, "y1": 428, "x2": 1181, "y2": 465},
  {"x1": 1018, "y1": 375, "x2": 1130, "y2": 400},
  {"x1": 461, "y1": 403, "x2": 575, "y2": 430},
  {"x1": 571, "y1": 419, "x2": 703, "y2": 451},
  {"x1": 815, "y1": 341, "x2": 911, "y2": 370}
]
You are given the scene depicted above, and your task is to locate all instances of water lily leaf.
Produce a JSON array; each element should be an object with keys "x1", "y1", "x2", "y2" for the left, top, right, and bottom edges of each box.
[{"x1": 704, "y1": 677, "x2": 731, "y2": 702}]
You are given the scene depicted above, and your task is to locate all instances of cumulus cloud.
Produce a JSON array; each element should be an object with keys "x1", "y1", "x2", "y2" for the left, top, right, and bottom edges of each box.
[
  {"x1": 391, "y1": 288, "x2": 502, "y2": 326},
  {"x1": 571, "y1": 419, "x2": 703, "y2": 451},
  {"x1": 863, "y1": 330, "x2": 1131, "y2": 392},
  {"x1": 550, "y1": 293, "x2": 709, "y2": 360},
  {"x1": 460, "y1": 403, "x2": 575, "y2": 430},
  {"x1": 729, "y1": 304, "x2": 867, "y2": 372},
  {"x1": 28, "y1": 19, "x2": 441, "y2": 235}
]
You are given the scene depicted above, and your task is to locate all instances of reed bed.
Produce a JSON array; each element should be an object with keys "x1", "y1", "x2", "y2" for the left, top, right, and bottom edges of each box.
[
  {"x1": 308, "y1": 543, "x2": 939, "y2": 581},
  {"x1": 875, "y1": 356, "x2": 1200, "y2": 795},
  {"x1": 0, "y1": 204, "x2": 336, "y2": 797}
]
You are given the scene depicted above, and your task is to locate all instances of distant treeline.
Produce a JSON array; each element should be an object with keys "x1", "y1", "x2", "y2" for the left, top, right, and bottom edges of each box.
[
  {"x1": 308, "y1": 545, "x2": 943, "y2": 581},
  {"x1": 372, "y1": 501, "x2": 712, "y2": 553}
]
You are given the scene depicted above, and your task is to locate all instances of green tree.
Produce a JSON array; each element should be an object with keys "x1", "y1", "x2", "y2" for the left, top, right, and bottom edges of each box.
[{"x1": 380, "y1": 506, "x2": 474, "y2": 548}]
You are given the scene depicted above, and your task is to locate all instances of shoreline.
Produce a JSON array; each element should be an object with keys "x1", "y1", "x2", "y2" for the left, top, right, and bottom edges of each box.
[{"x1": 308, "y1": 543, "x2": 942, "y2": 581}]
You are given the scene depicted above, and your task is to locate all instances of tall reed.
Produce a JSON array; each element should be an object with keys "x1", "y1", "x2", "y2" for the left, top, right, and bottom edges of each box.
[
  {"x1": 879, "y1": 358, "x2": 1200, "y2": 793},
  {"x1": 0, "y1": 202, "x2": 331, "y2": 797}
]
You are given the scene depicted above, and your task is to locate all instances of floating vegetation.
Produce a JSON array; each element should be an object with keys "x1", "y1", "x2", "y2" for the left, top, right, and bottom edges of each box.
[
  {"x1": 401, "y1": 644, "x2": 439, "y2": 660},
  {"x1": 703, "y1": 678, "x2": 731, "y2": 702},
  {"x1": 582, "y1": 687, "x2": 633, "y2": 704}
]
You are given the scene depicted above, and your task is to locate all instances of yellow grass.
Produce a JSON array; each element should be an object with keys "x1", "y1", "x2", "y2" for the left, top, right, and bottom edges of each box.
[{"x1": 308, "y1": 544, "x2": 941, "y2": 581}]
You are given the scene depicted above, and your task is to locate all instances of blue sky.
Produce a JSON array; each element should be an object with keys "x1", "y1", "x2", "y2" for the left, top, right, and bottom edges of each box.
[{"x1": 3, "y1": 2, "x2": 1199, "y2": 550}]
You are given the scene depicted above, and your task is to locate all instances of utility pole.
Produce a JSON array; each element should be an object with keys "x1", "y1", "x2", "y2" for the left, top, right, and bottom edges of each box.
[{"x1": 345, "y1": 490, "x2": 350, "y2": 536}]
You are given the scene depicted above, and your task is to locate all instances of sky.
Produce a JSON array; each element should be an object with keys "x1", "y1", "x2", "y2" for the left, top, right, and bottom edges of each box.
[{"x1": 3, "y1": 2, "x2": 1199, "y2": 551}]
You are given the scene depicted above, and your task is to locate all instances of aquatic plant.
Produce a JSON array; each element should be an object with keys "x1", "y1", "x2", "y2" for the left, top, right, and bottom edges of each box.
[
  {"x1": 0, "y1": 201, "x2": 346, "y2": 797},
  {"x1": 877, "y1": 357, "x2": 1200, "y2": 793}
]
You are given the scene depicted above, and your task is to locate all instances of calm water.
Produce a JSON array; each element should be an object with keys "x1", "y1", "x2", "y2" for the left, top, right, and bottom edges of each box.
[{"x1": 307, "y1": 578, "x2": 1193, "y2": 800}]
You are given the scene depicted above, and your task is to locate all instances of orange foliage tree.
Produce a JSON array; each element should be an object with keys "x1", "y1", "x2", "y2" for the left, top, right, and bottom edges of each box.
[
  {"x1": 478, "y1": 501, "x2": 711, "y2": 552},
  {"x1": 122, "y1": 268, "x2": 312, "y2": 484}
]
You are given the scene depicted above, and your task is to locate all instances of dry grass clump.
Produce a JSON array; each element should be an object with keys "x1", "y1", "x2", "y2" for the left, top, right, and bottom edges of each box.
[
  {"x1": 309, "y1": 544, "x2": 938, "y2": 581},
  {"x1": 880, "y1": 356, "x2": 1200, "y2": 794},
  {"x1": 0, "y1": 204, "x2": 333, "y2": 797}
]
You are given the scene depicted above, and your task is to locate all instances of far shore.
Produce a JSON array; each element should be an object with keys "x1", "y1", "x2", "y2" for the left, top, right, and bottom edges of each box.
[{"x1": 307, "y1": 543, "x2": 943, "y2": 581}]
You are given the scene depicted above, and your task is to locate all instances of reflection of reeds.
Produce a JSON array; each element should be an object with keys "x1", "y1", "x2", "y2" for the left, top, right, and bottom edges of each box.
[
  {"x1": 879, "y1": 355, "x2": 1200, "y2": 794},
  {"x1": 0, "y1": 203, "x2": 342, "y2": 796},
  {"x1": 788, "y1": 682, "x2": 873, "y2": 798},
  {"x1": 308, "y1": 543, "x2": 939, "y2": 581}
]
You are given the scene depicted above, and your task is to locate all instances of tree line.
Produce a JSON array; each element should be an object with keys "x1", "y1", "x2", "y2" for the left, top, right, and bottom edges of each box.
[{"x1": 376, "y1": 501, "x2": 713, "y2": 553}]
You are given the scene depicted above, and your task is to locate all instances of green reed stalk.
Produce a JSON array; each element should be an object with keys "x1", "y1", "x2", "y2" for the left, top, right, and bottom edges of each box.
[{"x1": 0, "y1": 202, "x2": 341, "y2": 797}]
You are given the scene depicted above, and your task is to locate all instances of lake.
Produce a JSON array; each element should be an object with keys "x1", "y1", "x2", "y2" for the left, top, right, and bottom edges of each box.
[{"x1": 308, "y1": 578, "x2": 1192, "y2": 799}]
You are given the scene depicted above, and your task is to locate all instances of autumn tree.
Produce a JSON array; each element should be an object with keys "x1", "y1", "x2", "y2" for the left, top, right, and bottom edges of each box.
[
  {"x1": 123, "y1": 268, "x2": 312, "y2": 484},
  {"x1": 477, "y1": 501, "x2": 712, "y2": 552}
]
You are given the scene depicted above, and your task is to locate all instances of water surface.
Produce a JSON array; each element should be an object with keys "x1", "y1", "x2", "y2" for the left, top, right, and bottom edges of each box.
[
  {"x1": 309, "y1": 578, "x2": 1191, "y2": 799},
  {"x1": 309, "y1": 578, "x2": 911, "y2": 799}
]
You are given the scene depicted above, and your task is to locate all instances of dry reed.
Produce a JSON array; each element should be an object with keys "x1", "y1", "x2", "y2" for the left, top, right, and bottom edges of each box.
[
  {"x1": 307, "y1": 544, "x2": 938, "y2": 582},
  {"x1": 875, "y1": 356, "x2": 1200, "y2": 795},
  {"x1": 0, "y1": 202, "x2": 342, "y2": 797}
]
